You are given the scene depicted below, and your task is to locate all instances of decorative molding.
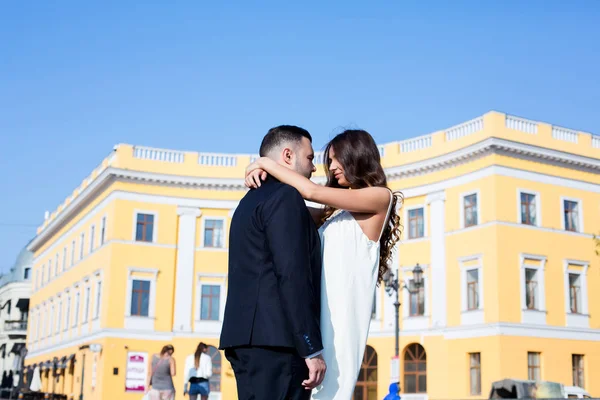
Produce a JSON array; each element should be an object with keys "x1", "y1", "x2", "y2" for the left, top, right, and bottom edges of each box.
[{"x1": 29, "y1": 137, "x2": 600, "y2": 253}]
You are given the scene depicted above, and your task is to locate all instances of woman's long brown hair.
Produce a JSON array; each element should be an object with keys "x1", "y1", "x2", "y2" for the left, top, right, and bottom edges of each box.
[
  {"x1": 321, "y1": 129, "x2": 403, "y2": 283},
  {"x1": 194, "y1": 342, "x2": 207, "y2": 369}
]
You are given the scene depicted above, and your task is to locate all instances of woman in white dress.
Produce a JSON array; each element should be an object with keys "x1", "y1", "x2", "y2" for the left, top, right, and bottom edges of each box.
[{"x1": 246, "y1": 129, "x2": 402, "y2": 400}]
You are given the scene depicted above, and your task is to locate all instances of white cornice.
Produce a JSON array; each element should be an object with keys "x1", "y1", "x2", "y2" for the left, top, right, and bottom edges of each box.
[{"x1": 29, "y1": 138, "x2": 600, "y2": 252}]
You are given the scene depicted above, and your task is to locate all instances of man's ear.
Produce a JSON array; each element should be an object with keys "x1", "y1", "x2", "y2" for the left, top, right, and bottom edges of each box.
[{"x1": 281, "y1": 147, "x2": 294, "y2": 166}]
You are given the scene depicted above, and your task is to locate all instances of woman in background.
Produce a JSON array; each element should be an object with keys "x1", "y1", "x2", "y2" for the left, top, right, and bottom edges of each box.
[
  {"x1": 183, "y1": 342, "x2": 212, "y2": 400},
  {"x1": 146, "y1": 344, "x2": 176, "y2": 400}
]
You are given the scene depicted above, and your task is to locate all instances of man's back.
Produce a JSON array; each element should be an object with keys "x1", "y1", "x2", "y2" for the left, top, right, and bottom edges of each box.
[{"x1": 220, "y1": 177, "x2": 322, "y2": 357}]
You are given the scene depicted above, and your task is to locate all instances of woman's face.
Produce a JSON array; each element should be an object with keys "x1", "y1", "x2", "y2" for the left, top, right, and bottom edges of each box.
[{"x1": 328, "y1": 147, "x2": 350, "y2": 187}]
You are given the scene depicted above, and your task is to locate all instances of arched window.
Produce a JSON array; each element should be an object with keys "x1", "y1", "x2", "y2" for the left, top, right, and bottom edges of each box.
[
  {"x1": 404, "y1": 343, "x2": 426, "y2": 393},
  {"x1": 353, "y1": 345, "x2": 377, "y2": 400},
  {"x1": 207, "y1": 346, "x2": 221, "y2": 393}
]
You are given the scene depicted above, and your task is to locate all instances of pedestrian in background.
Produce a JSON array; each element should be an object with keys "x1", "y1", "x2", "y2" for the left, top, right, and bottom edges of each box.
[
  {"x1": 183, "y1": 342, "x2": 212, "y2": 400},
  {"x1": 384, "y1": 382, "x2": 401, "y2": 400},
  {"x1": 146, "y1": 344, "x2": 177, "y2": 400}
]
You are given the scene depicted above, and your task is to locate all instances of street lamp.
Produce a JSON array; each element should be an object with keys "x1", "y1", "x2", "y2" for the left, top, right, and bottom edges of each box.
[{"x1": 384, "y1": 263, "x2": 424, "y2": 357}]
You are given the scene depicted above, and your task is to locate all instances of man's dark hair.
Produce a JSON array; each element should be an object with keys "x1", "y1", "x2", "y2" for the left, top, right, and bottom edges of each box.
[{"x1": 259, "y1": 125, "x2": 312, "y2": 157}]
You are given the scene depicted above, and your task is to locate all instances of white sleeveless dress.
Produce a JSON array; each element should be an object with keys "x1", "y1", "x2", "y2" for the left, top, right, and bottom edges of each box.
[{"x1": 311, "y1": 193, "x2": 393, "y2": 400}]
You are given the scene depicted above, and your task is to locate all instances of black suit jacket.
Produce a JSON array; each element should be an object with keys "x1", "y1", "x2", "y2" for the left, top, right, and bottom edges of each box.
[{"x1": 219, "y1": 177, "x2": 323, "y2": 358}]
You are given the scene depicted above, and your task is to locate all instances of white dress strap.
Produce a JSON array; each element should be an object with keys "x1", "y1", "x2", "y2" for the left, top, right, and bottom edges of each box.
[{"x1": 377, "y1": 189, "x2": 394, "y2": 242}]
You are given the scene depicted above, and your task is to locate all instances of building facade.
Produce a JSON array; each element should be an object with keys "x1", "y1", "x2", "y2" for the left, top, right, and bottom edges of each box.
[
  {"x1": 25, "y1": 111, "x2": 600, "y2": 400},
  {"x1": 0, "y1": 244, "x2": 32, "y2": 396}
]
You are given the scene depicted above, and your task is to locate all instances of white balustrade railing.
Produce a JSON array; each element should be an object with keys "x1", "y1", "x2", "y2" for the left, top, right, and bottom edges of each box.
[
  {"x1": 133, "y1": 146, "x2": 185, "y2": 163},
  {"x1": 198, "y1": 153, "x2": 238, "y2": 167},
  {"x1": 445, "y1": 117, "x2": 484, "y2": 141},
  {"x1": 552, "y1": 127, "x2": 578, "y2": 144},
  {"x1": 506, "y1": 115, "x2": 538, "y2": 134},
  {"x1": 591, "y1": 135, "x2": 600, "y2": 149},
  {"x1": 399, "y1": 134, "x2": 432, "y2": 153}
]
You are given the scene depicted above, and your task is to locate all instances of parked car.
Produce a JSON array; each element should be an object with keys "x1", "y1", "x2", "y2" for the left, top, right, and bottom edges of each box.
[{"x1": 489, "y1": 379, "x2": 591, "y2": 399}]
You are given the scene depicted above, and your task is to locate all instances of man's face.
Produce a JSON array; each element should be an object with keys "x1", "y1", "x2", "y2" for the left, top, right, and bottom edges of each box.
[{"x1": 288, "y1": 137, "x2": 316, "y2": 178}]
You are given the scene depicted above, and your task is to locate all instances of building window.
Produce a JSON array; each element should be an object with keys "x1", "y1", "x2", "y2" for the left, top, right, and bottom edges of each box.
[
  {"x1": 62, "y1": 247, "x2": 67, "y2": 271},
  {"x1": 57, "y1": 300, "x2": 62, "y2": 333},
  {"x1": 135, "y1": 213, "x2": 155, "y2": 242},
  {"x1": 130, "y1": 280, "x2": 150, "y2": 317},
  {"x1": 54, "y1": 254, "x2": 59, "y2": 276},
  {"x1": 65, "y1": 295, "x2": 71, "y2": 330},
  {"x1": 520, "y1": 192, "x2": 538, "y2": 225},
  {"x1": 525, "y1": 268, "x2": 539, "y2": 310},
  {"x1": 24, "y1": 268, "x2": 31, "y2": 280},
  {"x1": 572, "y1": 354, "x2": 584, "y2": 388},
  {"x1": 207, "y1": 346, "x2": 222, "y2": 393},
  {"x1": 203, "y1": 219, "x2": 224, "y2": 248},
  {"x1": 201, "y1": 285, "x2": 221, "y2": 321},
  {"x1": 355, "y1": 346, "x2": 378, "y2": 399},
  {"x1": 408, "y1": 208, "x2": 424, "y2": 239},
  {"x1": 409, "y1": 280, "x2": 425, "y2": 317},
  {"x1": 41, "y1": 265, "x2": 45, "y2": 287},
  {"x1": 90, "y1": 225, "x2": 95, "y2": 252},
  {"x1": 74, "y1": 292, "x2": 80, "y2": 326},
  {"x1": 404, "y1": 343, "x2": 426, "y2": 393},
  {"x1": 528, "y1": 352, "x2": 541, "y2": 382},
  {"x1": 563, "y1": 200, "x2": 580, "y2": 232},
  {"x1": 95, "y1": 280, "x2": 102, "y2": 319},
  {"x1": 100, "y1": 216, "x2": 107, "y2": 245},
  {"x1": 47, "y1": 260, "x2": 52, "y2": 281},
  {"x1": 569, "y1": 274, "x2": 582, "y2": 314},
  {"x1": 467, "y1": 269, "x2": 479, "y2": 310},
  {"x1": 463, "y1": 193, "x2": 478, "y2": 227},
  {"x1": 50, "y1": 304, "x2": 55, "y2": 335},
  {"x1": 469, "y1": 353, "x2": 481, "y2": 395},
  {"x1": 71, "y1": 240, "x2": 76, "y2": 267},
  {"x1": 79, "y1": 233, "x2": 85, "y2": 259},
  {"x1": 83, "y1": 286, "x2": 91, "y2": 323}
]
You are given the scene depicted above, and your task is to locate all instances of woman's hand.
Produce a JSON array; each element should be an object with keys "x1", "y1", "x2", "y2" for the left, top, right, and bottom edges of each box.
[
  {"x1": 245, "y1": 169, "x2": 267, "y2": 188},
  {"x1": 246, "y1": 159, "x2": 268, "y2": 188}
]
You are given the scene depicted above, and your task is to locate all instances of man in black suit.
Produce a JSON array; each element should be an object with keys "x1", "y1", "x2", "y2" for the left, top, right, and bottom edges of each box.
[{"x1": 220, "y1": 125, "x2": 326, "y2": 400}]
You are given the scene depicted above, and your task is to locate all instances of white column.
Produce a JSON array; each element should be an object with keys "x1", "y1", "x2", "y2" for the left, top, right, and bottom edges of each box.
[
  {"x1": 173, "y1": 206, "x2": 202, "y2": 332},
  {"x1": 427, "y1": 190, "x2": 446, "y2": 328}
]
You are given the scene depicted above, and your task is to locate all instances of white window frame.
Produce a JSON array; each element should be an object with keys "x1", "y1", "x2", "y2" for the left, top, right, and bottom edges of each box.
[
  {"x1": 194, "y1": 273, "x2": 227, "y2": 334},
  {"x1": 200, "y1": 217, "x2": 227, "y2": 250},
  {"x1": 563, "y1": 259, "x2": 589, "y2": 328},
  {"x1": 56, "y1": 295, "x2": 62, "y2": 335},
  {"x1": 54, "y1": 253, "x2": 60, "y2": 277},
  {"x1": 100, "y1": 215, "x2": 107, "y2": 245},
  {"x1": 73, "y1": 284, "x2": 81, "y2": 334},
  {"x1": 47, "y1": 259, "x2": 52, "y2": 282},
  {"x1": 517, "y1": 189, "x2": 541, "y2": 226},
  {"x1": 402, "y1": 265, "x2": 429, "y2": 331},
  {"x1": 460, "y1": 255, "x2": 484, "y2": 325},
  {"x1": 40, "y1": 263, "x2": 45, "y2": 287},
  {"x1": 92, "y1": 270, "x2": 103, "y2": 331},
  {"x1": 132, "y1": 210, "x2": 158, "y2": 243},
  {"x1": 64, "y1": 289, "x2": 71, "y2": 334},
  {"x1": 520, "y1": 253, "x2": 547, "y2": 325},
  {"x1": 125, "y1": 267, "x2": 158, "y2": 330},
  {"x1": 89, "y1": 224, "x2": 96, "y2": 253},
  {"x1": 560, "y1": 197, "x2": 584, "y2": 233},
  {"x1": 48, "y1": 300, "x2": 54, "y2": 340},
  {"x1": 62, "y1": 247, "x2": 67, "y2": 272},
  {"x1": 70, "y1": 240, "x2": 76, "y2": 268},
  {"x1": 404, "y1": 205, "x2": 427, "y2": 240},
  {"x1": 79, "y1": 233, "x2": 85, "y2": 260},
  {"x1": 82, "y1": 278, "x2": 91, "y2": 326},
  {"x1": 460, "y1": 190, "x2": 481, "y2": 229}
]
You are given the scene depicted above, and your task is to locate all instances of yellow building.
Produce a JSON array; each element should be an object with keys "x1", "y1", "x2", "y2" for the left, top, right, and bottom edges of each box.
[{"x1": 25, "y1": 111, "x2": 600, "y2": 400}]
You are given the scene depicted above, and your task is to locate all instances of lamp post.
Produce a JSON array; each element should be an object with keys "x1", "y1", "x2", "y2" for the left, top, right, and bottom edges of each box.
[{"x1": 384, "y1": 263, "x2": 424, "y2": 358}]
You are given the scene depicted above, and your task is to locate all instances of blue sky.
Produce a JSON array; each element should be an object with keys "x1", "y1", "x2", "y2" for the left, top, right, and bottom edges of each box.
[{"x1": 0, "y1": 1, "x2": 598, "y2": 270}]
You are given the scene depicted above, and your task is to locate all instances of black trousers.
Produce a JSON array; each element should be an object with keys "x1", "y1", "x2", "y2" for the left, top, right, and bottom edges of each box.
[{"x1": 225, "y1": 346, "x2": 310, "y2": 400}]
